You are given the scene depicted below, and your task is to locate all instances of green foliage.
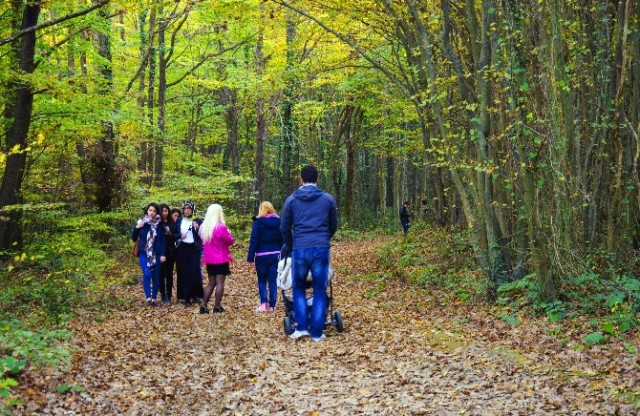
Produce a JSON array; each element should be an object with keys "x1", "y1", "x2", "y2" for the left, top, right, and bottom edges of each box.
[
  {"x1": 56, "y1": 384, "x2": 83, "y2": 394},
  {"x1": 583, "y1": 332, "x2": 605, "y2": 346},
  {"x1": 0, "y1": 357, "x2": 26, "y2": 376},
  {"x1": 564, "y1": 274, "x2": 640, "y2": 336},
  {"x1": 0, "y1": 376, "x2": 18, "y2": 399},
  {"x1": 334, "y1": 226, "x2": 394, "y2": 242},
  {"x1": 499, "y1": 314, "x2": 519, "y2": 326},
  {"x1": 362, "y1": 273, "x2": 388, "y2": 298},
  {"x1": 544, "y1": 301, "x2": 566, "y2": 323},
  {"x1": 376, "y1": 226, "x2": 482, "y2": 300},
  {"x1": 0, "y1": 357, "x2": 26, "y2": 398},
  {"x1": 497, "y1": 274, "x2": 540, "y2": 304},
  {"x1": 0, "y1": 320, "x2": 73, "y2": 369},
  {"x1": 2, "y1": 209, "x2": 128, "y2": 326},
  {"x1": 495, "y1": 270, "x2": 640, "y2": 345},
  {"x1": 128, "y1": 171, "x2": 251, "y2": 210},
  {"x1": 0, "y1": 319, "x2": 72, "y2": 398}
]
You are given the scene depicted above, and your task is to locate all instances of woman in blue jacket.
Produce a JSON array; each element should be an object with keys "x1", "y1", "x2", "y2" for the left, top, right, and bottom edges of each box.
[
  {"x1": 132, "y1": 203, "x2": 166, "y2": 306},
  {"x1": 247, "y1": 201, "x2": 283, "y2": 312}
]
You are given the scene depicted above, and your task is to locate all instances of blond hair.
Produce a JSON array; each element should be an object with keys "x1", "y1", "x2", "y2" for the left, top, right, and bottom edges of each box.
[
  {"x1": 199, "y1": 204, "x2": 226, "y2": 243},
  {"x1": 257, "y1": 201, "x2": 276, "y2": 218}
]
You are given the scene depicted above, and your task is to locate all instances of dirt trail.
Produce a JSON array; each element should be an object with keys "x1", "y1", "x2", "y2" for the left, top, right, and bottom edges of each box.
[{"x1": 14, "y1": 239, "x2": 639, "y2": 415}]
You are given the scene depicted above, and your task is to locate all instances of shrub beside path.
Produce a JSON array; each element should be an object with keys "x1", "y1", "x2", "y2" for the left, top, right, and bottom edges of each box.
[{"x1": 13, "y1": 238, "x2": 639, "y2": 415}]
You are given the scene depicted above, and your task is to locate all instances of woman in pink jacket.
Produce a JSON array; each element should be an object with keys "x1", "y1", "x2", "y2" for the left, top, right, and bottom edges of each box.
[{"x1": 198, "y1": 204, "x2": 235, "y2": 314}]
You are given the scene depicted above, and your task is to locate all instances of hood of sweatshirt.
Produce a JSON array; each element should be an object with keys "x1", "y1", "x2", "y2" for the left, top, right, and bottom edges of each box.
[{"x1": 293, "y1": 184, "x2": 324, "y2": 202}]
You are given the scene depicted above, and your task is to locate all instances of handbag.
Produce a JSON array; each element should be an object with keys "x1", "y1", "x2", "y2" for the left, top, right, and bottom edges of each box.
[
  {"x1": 193, "y1": 222, "x2": 203, "y2": 251},
  {"x1": 193, "y1": 233, "x2": 202, "y2": 251},
  {"x1": 133, "y1": 234, "x2": 141, "y2": 257}
]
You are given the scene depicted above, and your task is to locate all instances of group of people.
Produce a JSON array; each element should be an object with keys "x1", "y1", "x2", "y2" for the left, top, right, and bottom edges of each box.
[
  {"x1": 131, "y1": 200, "x2": 234, "y2": 313},
  {"x1": 131, "y1": 164, "x2": 340, "y2": 342}
]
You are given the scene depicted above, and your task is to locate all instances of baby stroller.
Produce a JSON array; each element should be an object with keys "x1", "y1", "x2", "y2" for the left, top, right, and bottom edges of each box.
[{"x1": 277, "y1": 256, "x2": 344, "y2": 336}]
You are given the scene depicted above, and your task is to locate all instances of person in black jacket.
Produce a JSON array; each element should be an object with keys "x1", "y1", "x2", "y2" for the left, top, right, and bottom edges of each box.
[
  {"x1": 247, "y1": 201, "x2": 283, "y2": 312},
  {"x1": 400, "y1": 201, "x2": 411, "y2": 235},
  {"x1": 158, "y1": 203, "x2": 176, "y2": 305},
  {"x1": 132, "y1": 203, "x2": 166, "y2": 306}
]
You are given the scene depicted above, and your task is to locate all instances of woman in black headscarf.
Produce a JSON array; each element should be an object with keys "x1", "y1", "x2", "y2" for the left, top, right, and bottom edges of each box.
[{"x1": 172, "y1": 200, "x2": 204, "y2": 307}]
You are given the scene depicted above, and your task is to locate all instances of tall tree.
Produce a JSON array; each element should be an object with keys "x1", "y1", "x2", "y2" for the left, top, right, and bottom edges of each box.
[
  {"x1": 90, "y1": 4, "x2": 120, "y2": 212},
  {"x1": 0, "y1": 1, "x2": 40, "y2": 251}
]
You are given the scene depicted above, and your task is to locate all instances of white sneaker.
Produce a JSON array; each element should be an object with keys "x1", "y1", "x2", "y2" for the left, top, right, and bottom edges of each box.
[
  {"x1": 311, "y1": 334, "x2": 326, "y2": 342},
  {"x1": 289, "y1": 330, "x2": 310, "y2": 339}
]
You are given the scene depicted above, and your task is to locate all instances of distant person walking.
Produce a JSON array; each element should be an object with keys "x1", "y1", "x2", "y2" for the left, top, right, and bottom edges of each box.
[
  {"x1": 247, "y1": 201, "x2": 283, "y2": 312},
  {"x1": 281, "y1": 165, "x2": 338, "y2": 341},
  {"x1": 199, "y1": 204, "x2": 235, "y2": 314},
  {"x1": 132, "y1": 203, "x2": 166, "y2": 307},
  {"x1": 400, "y1": 201, "x2": 411, "y2": 235}
]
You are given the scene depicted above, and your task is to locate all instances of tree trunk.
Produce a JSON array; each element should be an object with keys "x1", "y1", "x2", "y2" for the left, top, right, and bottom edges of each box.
[
  {"x1": 137, "y1": 10, "x2": 149, "y2": 173},
  {"x1": 155, "y1": 8, "x2": 166, "y2": 186},
  {"x1": 253, "y1": 33, "x2": 269, "y2": 200},
  {"x1": 216, "y1": 87, "x2": 239, "y2": 174},
  {"x1": 68, "y1": 31, "x2": 93, "y2": 205},
  {"x1": 91, "y1": 5, "x2": 118, "y2": 212},
  {"x1": 145, "y1": 6, "x2": 157, "y2": 183},
  {"x1": 345, "y1": 106, "x2": 364, "y2": 227},
  {"x1": 0, "y1": 1, "x2": 40, "y2": 251},
  {"x1": 281, "y1": 14, "x2": 296, "y2": 198}
]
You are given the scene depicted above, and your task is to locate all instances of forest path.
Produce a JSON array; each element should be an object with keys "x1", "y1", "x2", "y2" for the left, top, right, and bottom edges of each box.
[{"x1": 16, "y1": 239, "x2": 638, "y2": 415}]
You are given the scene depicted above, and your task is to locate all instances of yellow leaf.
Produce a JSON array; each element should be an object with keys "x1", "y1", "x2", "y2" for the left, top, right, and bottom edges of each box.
[{"x1": 37, "y1": 132, "x2": 45, "y2": 145}]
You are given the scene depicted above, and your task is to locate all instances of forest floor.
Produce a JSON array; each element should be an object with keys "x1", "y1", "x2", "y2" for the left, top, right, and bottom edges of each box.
[{"x1": 11, "y1": 238, "x2": 640, "y2": 415}]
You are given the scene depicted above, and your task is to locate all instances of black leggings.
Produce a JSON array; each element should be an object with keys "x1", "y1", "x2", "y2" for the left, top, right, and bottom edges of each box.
[{"x1": 159, "y1": 253, "x2": 175, "y2": 298}]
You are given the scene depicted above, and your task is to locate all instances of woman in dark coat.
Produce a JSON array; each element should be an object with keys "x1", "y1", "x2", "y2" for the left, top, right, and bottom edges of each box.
[
  {"x1": 158, "y1": 204, "x2": 176, "y2": 305},
  {"x1": 132, "y1": 203, "x2": 166, "y2": 306},
  {"x1": 247, "y1": 201, "x2": 283, "y2": 312}
]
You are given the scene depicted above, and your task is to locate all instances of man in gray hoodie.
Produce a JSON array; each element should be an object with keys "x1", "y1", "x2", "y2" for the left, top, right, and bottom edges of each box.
[{"x1": 281, "y1": 165, "x2": 338, "y2": 341}]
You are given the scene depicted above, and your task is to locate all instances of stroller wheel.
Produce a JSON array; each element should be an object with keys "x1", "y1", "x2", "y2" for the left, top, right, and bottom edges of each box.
[
  {"x1": 283, "y1": 316, "x2": 295, "y2": 336},
  {"x1": 334, "y1": 311, "x2": 344, "y2": 332}
]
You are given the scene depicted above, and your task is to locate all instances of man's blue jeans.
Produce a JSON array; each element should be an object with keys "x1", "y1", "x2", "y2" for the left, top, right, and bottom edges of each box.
[
  {"x1": 139, "y1": 252, "x2": 161, "y2": 299},
  {"x1": 291, "y1": 246, "x2": 330, "y2": 338}
]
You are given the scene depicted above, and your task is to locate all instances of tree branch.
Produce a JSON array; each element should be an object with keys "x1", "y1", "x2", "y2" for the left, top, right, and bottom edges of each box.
[
  {"x1": 0, "y1": 0, "x2": 110, "y2": 47},
  {"x1": 166, "y1": 40, "x2": 248, "y2": 88},
  {"x1": 270, "y1": 0, "x2": 410, "y2": 97}
]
